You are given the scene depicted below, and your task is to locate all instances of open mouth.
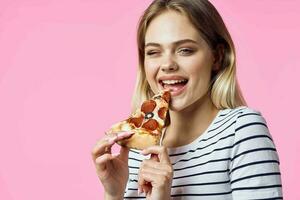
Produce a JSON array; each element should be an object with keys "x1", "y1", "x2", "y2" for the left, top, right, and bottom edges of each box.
[{"x1": 159, "y1": 79, "x2": 189, "y2": 92}]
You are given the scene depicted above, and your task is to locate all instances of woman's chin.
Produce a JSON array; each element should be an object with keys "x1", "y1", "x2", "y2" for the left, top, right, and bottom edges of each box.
[
  {"x1": 169, "y1": 97, "x2": 202, "y2": 113},
  {"x1": 169, "y1": 101, "x2": 186, "y2": 112}
]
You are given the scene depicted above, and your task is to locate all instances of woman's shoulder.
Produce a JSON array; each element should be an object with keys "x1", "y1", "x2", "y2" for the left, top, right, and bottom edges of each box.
[
  {"x1": 218, "y1": 105, "x2": 270, "y2": 137},
  {"x1": 219, "y1": 106, "x2": 266, "y2": 126},
  {"x1": 224, "y1": 106, "x2": 273, "y2": 143},
  {"x1": 228, "y1": 106, "x2": 267, "y2": 126},
  {"x1": 221, "y1": 106, "x2": 263, "y2": 116}
]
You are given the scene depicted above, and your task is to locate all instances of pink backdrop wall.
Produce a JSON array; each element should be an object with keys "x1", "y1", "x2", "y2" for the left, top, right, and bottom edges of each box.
[{"x1": 0, "y1": 0, "x2": 299, "y2": 199}]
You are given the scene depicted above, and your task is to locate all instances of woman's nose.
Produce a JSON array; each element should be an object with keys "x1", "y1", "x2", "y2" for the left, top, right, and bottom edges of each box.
[
  {"x1": 161, "y1": 63, "x2": 178, "y2": 72},
  {"x1": 160, "y1": 56, "x2": 179, "y2": 72}
]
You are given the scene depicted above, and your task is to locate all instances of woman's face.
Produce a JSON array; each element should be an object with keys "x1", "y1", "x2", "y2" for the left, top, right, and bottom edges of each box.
[{"x1": 144, "y1": 11, "x2": 217, "y2": 111}]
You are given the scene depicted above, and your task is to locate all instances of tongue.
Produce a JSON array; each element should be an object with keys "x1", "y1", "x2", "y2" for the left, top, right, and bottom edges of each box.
[{"x1": 164, "y1": 83, "x2": 186, "y2": 91}]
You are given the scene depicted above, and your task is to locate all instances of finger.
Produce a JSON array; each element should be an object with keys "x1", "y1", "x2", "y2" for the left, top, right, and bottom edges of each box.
[
  {"x1": 138, "y1": 162, "x2": 151, "y2": 190},
  {"x1": 139, "y1": 171, "x2": 163, "y2": 187},
  {"x1": 91, "y1": 132, "x2": 133, "y2": 160},
  {"x1": 141, "y1": 170, "x2": 173, "y2": 192},
  {"x1": 140, "y1": 160, "x2": 173, "y2": 185},
  {"x1": 91, "y1": 137, "x2": 116, "y2": 160},
  {"x1": 141, "y1": 146, "x2": 171, "y2": 164},
  {"x1": 138, "y1": 161, "x2": 170, "y2": 195},
  {"x1": 141, "y1": 164, "x2": 168, "y2": 176},
  {"x1": 119, "y1": 146, "x2": 129, "y2": 161},
  {"x1": 115, "y1": 131, "x2": 135, "y2": 141},
  {"x1": 141, "y1": 171, "x2": 159, "y2": 182},
  {"x1": 142, "y1": 159, "x2": 173, "y2": 173},
  {"x1": 94, "y1": 153, "x2": 117, "y2": 172},
  {"x1": 138, "y1": 174, "x2": 151, "y2": 196},
  {"x1": 106, "y1": 130, "x2": 134, "y2": 139}
]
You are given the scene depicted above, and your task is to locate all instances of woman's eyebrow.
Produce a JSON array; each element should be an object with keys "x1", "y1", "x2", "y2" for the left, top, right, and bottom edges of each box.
[{"x1": 145, "y1": 39, "x2": 198, "y2": 48}]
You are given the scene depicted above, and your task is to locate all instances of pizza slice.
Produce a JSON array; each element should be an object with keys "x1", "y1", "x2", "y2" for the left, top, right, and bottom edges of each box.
[{"x1": 107, "y1": 90, "x2": 171, "y2": 150}]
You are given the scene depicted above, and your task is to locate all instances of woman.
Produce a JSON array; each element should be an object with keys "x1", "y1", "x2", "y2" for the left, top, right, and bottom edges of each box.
[{"x1": 91, "y1": 0, "x2": 282, "y2": 199}]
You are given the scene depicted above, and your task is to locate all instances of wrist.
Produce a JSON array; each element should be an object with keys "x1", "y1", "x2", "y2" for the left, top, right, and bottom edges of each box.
[{"x1": 104, "y1": 192, "x2": 123, "y2": 200}]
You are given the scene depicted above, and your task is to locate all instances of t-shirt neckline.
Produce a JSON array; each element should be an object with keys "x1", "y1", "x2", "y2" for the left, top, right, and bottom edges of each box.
[{"x1": 165, "y1": 109, "x2": 224, "y2": 154}]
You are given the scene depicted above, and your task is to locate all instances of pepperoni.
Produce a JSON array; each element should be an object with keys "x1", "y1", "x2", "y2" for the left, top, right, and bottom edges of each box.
[
  {"x1": 128, "y1": 116, "x2": 143, "y2": 128},
  {"x1": 142, "y1": 119, "x2": 158, "y2": 131},
  {"x1": 158, "y1": 107, "x2": 167, "y2": 120},
  {"x1": 141, "y1": 100, "x2": 156, "y2": 113}
]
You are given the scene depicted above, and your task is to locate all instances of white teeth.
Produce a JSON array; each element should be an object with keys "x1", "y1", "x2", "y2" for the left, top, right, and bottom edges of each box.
[{"x1": 161, "y1": 79, "x2": 187, "y2": 85}]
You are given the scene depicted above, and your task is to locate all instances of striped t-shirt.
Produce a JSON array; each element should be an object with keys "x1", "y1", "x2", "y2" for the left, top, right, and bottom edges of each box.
[{"x1": 124, "y1": 106, "x2": 283, "y2": 199}]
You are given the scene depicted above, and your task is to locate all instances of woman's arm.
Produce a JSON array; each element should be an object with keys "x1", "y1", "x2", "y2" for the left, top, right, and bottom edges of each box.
[{"x1": 229, "y1": 108, "x2": 282, "y2": 199}]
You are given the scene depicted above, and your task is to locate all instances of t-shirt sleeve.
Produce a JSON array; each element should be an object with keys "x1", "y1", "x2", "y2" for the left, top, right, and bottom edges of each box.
[{"x1": 229, "y1": 107, "x2": 283, "y2": 199}]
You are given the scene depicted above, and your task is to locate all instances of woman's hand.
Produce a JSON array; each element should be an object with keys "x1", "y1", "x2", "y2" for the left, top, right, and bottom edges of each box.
[
  {"x1": 138, "y1": 146, "x2": 173, "y2": 200},
  {"x1": 91, "y1": 131, "x2": 134, "y2": 200}
]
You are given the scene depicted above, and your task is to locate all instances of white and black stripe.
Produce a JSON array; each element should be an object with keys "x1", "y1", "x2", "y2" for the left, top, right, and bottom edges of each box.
[{"x1": 124, "y1": 106, "x2": 282, "y2": 199}]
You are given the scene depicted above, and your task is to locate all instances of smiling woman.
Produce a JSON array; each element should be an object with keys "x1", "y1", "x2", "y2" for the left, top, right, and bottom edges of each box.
[
  {"x1": 143, "y1": 10, "x2": 218, "y2": 112},
  {"x1": 91, "y1": 0, "x2": 283, "y2": 199}
]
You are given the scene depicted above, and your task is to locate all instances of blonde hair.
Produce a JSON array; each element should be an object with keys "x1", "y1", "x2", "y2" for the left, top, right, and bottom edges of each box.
[{"x1": 132, "y1": 0, "x2": 247, "y2": 112}]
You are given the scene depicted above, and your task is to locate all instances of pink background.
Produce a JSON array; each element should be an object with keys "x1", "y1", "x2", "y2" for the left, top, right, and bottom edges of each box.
[{"x1": 0, "y1": 0, "x2": 299, "y2": 199}]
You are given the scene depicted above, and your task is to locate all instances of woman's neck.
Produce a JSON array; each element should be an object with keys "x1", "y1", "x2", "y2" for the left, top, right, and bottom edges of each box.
[{"x1": 162, "y1": 92, "x2": 219, "y2": 148}]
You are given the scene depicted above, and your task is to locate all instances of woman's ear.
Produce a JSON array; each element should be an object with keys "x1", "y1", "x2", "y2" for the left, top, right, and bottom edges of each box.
[{"x1": 212, "y1": 44, "x2": 225, "y2": 72}]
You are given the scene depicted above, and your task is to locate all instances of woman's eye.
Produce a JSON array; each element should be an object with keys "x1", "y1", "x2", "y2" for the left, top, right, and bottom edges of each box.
[
  {"x1": 145, "y1": 48, "x2": 194, "y2": 56},
  {"x1": 178, "y1": 48, "x2": 194, "y2": 55},
  {"x1": 146, "y1": 51, "x2": 159, "y2": 56}
]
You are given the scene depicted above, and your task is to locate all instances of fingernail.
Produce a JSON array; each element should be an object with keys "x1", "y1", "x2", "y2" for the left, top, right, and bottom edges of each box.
[
  {"x1": 118, "y1": 131, "x2": 134, "y2": 137},
  {"x1": 108, "y1": 136, "x2": 117, "y2": 144}
]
